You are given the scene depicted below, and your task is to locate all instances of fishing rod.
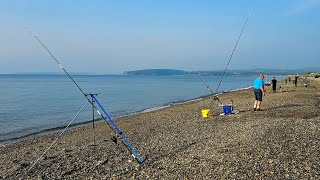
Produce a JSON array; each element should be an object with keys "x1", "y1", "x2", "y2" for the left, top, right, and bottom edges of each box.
[
  {"x1": 188, "y1": 65, "x2": 214, "y2": 94},
  {"x1": 209, "y1": 14, "x2": 250, "y2": 107},
  {"x1": 187, "y1": 65, "x2": 222, "y2": 104},
  {"x1": 31, "y1": 33, "x2": 146, "y2": 165}
]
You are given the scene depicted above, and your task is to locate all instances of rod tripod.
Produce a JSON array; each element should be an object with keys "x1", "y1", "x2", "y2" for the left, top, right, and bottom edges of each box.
[
  {"x1": 85, "y1": 93, "x2": 100, "y2": 146},
  {"x1": 28, "y1": 32, "x2": 146, "y2": 171}
]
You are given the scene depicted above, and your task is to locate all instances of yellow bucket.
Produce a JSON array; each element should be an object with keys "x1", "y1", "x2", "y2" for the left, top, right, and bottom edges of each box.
[{"x1": 201, "y1": 109, "x2": 210, "y2": 118}]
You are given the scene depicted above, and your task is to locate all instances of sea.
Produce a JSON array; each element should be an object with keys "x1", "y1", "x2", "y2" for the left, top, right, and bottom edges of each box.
[{"x1": 0, "y1": 74, "x2": 269, "y2": 144}]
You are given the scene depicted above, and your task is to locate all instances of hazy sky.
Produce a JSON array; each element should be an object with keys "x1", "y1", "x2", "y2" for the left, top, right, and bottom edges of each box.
[{"x1": 1, "y1": 0, "x2": 319, "y2": 74}]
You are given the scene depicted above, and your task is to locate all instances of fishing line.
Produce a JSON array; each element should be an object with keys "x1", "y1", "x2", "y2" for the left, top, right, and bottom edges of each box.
[
  {"x1": 28, "y1": 101, "x2": 89, "y2": 172},
  {"x1": 187, "y1": 65, "x2": 222, "y2": 104},
  {"x1": 187, "y1": 65, "x2": 214, "y2": 94},
  {"x1": 28, "y1": 29, "x2": 146, "y2": 165}
]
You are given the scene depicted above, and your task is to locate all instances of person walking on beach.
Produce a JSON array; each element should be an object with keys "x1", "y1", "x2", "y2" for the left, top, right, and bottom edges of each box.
[
  {"x1": 294, "y1": 76, "x2": 299, "y2": 87},
  {"x1": 271, "y1": 77, "x2": 277, "y2": 93},
  {"x1": 253, "y1": 74, "x2": 266, "y2": 111}
]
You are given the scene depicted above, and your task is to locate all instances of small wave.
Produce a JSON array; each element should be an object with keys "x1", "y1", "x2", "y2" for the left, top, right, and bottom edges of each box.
[
  {"x1": 229, "y1": 86, "x2": 253, "y2": 92},
  {"x1": 141, "y1": 105, "x2": 171, "y2": 113}
]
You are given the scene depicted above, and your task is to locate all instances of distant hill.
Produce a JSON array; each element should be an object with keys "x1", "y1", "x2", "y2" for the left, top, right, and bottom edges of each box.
[{"x1": 123, "y1": 67, "x2": 320, "y2": 76}]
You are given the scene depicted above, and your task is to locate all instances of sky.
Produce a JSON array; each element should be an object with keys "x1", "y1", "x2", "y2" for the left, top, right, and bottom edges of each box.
[{"x1": 0, "y1": 0, "x2": 319, "y2": 74}]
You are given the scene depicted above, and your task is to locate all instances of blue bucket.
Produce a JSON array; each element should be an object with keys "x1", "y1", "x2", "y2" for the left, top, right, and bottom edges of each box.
[{"x1": 223, "y1": 105, "x2": 232, "y2": 114}]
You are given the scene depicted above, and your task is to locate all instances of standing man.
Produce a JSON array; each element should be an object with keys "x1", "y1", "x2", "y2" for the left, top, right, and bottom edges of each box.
[
  {"x1": 253, "y1": 74, "x2": 266, "y2": 111},
  {"x1": 294, "y1": 76, "x2": 299, "y2": 87},
  {"x1": 271, "y1": 77, "x2": 277, "y2": 93}
]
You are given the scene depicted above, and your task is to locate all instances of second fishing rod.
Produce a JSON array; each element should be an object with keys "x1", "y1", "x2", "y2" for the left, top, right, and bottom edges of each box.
[
  {"x1": 190, "y1": 14, "x2": 249, "y2": 112},
  {"x1": 209, "y1": 15, "x2": 249, "y2": 108}
]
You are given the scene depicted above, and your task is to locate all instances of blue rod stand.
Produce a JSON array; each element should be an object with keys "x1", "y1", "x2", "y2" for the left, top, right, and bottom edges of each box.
[
  {"x1": 85, "y1": 93, "x2": 100, "y2": 147},
  {"x1": 92, "y1": 95, "x2": 145, "y2": 165}
]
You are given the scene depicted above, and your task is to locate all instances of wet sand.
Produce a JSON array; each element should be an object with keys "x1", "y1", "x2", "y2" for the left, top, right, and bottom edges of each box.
[{"x1": 0, "y1": 77, "x2": 319, "y2": 179}]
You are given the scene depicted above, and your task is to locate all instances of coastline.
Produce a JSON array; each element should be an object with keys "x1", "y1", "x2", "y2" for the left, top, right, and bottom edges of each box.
[
  {"x1": 1, "y1": 77, "x2": 319, "y2": 178},
  {"x1": 0, "y1": 85, "x2": 253, "y2": 146}
]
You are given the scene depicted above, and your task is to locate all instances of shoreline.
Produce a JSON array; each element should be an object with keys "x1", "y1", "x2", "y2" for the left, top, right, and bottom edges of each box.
[
  {"x1": 1, "y1": 77, "x2": 318, "y2": 178},
  {"x1": 0, "y1": 85, "x2": 253, "y2": 146}
]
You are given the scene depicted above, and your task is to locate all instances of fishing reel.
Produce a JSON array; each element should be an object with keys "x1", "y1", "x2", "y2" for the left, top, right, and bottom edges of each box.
[
  {"x1": 111, "y1": 134, "x2": 119, "y2": 144},
  {"x1": 213, "y1": 95, "x2": 222, "y2": 104}
]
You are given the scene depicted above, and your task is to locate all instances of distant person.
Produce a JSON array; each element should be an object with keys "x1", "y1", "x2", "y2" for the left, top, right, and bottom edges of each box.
[
  {"x1": 253, "y1": 74, "x2": 266, "y2": 111},
  {"x1": 271, "y1": 77, "x2": 277, "y2": 93},
  {"x1": 288, "y1": 77, "x2": 291, "y2": 82},
  {"x1": 280, "y1": 85, "x2": 287, "y2": 92},
  {"x1": 285, "y1": 79, "x2": 288, "y2": 83},
  {"x1": 294, "y1": 76, "x2": 299, "y2": 87}
]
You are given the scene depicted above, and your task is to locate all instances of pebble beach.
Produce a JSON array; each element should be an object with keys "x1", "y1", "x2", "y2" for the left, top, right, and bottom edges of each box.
[{"x1": 0, "y1": 77, "x2": 319, "y2": 179}]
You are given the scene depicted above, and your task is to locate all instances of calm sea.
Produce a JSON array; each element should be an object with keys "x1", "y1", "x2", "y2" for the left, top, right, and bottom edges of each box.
[{"x1": 0, "y1": 74, "x2": 262, "y2": 143}]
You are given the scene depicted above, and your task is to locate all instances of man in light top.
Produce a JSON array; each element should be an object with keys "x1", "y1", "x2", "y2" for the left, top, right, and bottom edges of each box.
[{"x1": 253, "y1": 74, "x2": 266, "y2": 111}]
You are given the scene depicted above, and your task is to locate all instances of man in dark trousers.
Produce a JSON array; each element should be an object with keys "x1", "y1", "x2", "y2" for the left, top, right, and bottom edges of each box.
[
  {"x1": 253, "y1": 74, "x2": 266, "y2": 111},
  {"x1": 272, "y1": 77, "x2": 277, "y2": 93},
  {"x1": 294, "y1": 76, "x2": 299, "y2": 86}
]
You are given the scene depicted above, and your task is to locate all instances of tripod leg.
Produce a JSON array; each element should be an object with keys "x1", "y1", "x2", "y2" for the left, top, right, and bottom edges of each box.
[{"x1": 92, "y1": 95, "x2": 96, "y2": 146}]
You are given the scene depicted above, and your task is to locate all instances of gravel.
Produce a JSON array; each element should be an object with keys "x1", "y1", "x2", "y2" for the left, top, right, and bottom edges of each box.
[{"x1": 0, "y1": 78, "x2": 319, "y2": 179}]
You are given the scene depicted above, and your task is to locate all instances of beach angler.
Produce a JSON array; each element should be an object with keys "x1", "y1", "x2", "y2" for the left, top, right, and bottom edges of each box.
[
  {"x1": 294, "y1": 75, "x2": 299, "y2": 87},
  {"x1": 253, "y1": 74, "x2": 266, "y2": 111},
  {"x1": 271, "y1": 76, "x2": 277, "y2": 93}
]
